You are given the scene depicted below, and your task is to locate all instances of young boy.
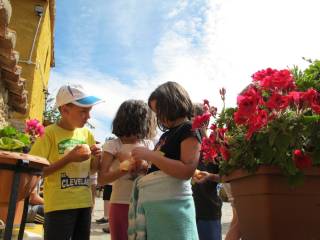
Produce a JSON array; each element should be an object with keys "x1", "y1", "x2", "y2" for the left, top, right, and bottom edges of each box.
[{"x1": 29, "y1": 84, "x2": 103, "y2": 240}]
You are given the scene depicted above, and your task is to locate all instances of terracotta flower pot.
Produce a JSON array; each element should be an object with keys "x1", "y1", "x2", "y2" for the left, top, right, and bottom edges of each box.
[
  {"x1": 0, "y1": 150, "x2": 49, "y2": 224},
  {"x1": 223, "y1": 165, "x2": 320, "y2": 240}
]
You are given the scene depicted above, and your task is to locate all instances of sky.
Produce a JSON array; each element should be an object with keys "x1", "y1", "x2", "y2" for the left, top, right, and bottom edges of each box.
[{"x1": 49, "y1": 0, "x2": 320, "y2": 142}]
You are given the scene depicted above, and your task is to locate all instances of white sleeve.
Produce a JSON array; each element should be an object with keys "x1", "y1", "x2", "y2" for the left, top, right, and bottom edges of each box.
[{"x1": 102, "y1": 138, "x2": 120, "y2": 155}]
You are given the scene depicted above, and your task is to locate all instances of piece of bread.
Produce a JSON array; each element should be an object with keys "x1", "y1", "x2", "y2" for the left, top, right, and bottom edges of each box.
[
  {"x1": 193, "y1": 169, "x2": 202, "y2": 179},
  {"x1": 120, "y1": 159, "x2": 132, "y2": 171},
  {"x1": 79, "y1": 144, "x2": 91, "y2": 155}
]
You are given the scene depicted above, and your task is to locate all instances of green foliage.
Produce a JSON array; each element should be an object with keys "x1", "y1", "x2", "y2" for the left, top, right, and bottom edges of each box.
[
  {"x1": 217, "y1": 107, "x2": 237, "y2": 130},
  {"x1": 0, "y1": 126, "x2": 31, "y2": 151},
  {"x1": 43, "y1": 90, "x2": 60, "y2": 124},
  {"x1": 294, "y1": 58, "x2": 320, "y2": 91}
]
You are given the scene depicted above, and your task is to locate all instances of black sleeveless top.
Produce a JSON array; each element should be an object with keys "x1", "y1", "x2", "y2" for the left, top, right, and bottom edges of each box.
[
  {"x1": 147, "y1": 121, "x2": 197, "y2": 173},
  {"x1": 192, "y1": 161, "x2": 222, "y2": 220}
]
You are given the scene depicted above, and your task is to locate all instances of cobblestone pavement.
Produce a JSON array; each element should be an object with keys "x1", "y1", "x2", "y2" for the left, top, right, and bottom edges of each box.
[{"x1": 90, "y1": 196, "x2": 232, "y2": 240}]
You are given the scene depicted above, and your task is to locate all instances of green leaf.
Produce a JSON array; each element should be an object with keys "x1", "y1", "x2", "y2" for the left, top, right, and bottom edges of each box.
[
  {"x1": 259, "y1": 145, "x2": 274, "y2": 164},
  {"x1": 302, "y1": 115, "x2": 320, "y2": 124},
  {"x1": 268, "y1": 128, "x2": 277, "y2": 146},
  {"x1": 0, "y1": 126, "x2": 17, "y2": 137},
  {"x1": 0, "y1": 137, "x2": 26, "y2": 150},
  {"x1": 16, "y1": 132, "x2": 31, "y2": 145},
  {"x1": 311, "y1": 150, "x2": 320, "y2": 165},
  {"x1": 274, "y1": 134, "x2": 291, "y2": 151}
]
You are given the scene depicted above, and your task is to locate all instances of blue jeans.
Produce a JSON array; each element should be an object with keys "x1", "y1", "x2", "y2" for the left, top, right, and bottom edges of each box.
[{"x1": 197, "y1": 219, "x2": 222, "y2": 240}]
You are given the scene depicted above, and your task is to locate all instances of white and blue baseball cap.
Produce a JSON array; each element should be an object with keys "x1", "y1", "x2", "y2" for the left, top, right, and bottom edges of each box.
[{"x1": 54, "y1": 84, "x2": 104, "y2": 108}]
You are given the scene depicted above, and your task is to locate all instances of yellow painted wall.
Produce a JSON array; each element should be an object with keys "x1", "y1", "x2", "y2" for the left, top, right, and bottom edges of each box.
[{"x1": 9, "y1": 0, "x2": 52, "y2": 123}]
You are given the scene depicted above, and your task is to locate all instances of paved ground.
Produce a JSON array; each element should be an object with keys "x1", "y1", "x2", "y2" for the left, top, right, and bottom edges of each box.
[{"x1": 90, "y1": 196, "x2": 232, "y2": 240}]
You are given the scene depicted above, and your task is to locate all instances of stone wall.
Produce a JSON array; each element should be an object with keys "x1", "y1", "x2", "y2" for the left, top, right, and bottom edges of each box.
[{"x1": 0, "y1": 80, "x2": 9, "y2": 128}]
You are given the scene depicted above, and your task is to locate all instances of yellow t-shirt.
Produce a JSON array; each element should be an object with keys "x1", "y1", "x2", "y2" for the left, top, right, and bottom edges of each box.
[{"x1": 29, "y1": 124, "x2": 95, "y2": 213}]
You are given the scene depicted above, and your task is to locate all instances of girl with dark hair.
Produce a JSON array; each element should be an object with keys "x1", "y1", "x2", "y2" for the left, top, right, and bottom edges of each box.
[
  {"x1": 129, "y1": 82, "x2": 200, "y2": 240},
  {"x1": 192, "y1": 103, "x2": 222, "y2": 240},
  {"x1": 98, "y1": 100, "x2": 156, "y2": 240}
]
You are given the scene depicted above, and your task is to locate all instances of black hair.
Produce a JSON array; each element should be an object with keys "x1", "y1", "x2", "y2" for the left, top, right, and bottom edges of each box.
[
  {"x1": 148, "y1": 81, "x2": 193, "y2": 130},
  {"x1": 112, "y1": 100, "x2": 156, "y2": 139}
]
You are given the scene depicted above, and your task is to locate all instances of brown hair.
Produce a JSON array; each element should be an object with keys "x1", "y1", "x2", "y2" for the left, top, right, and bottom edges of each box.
[
  {"x1": 112, "y1": 100, "x2": 156, "y2": 139},
  {"x1": 148, "y1": 81, "x2": 193, "y2": 130}
]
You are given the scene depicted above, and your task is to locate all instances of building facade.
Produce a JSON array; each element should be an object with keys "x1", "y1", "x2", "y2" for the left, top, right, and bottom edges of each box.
[{"x1": 0, "y1": 0, "x2": 55, "y2": 129}]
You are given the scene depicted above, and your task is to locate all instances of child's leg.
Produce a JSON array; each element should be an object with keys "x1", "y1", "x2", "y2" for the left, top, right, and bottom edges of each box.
[
  {"x1": 44, "y1": 209, "x2": 79, "y2": 240},
  {"x1": 72, "y1": 207, "x2": 92, "y2": 240},
  {"x1": 109, "y1": 203, "x2": 129, "y2": 240}
]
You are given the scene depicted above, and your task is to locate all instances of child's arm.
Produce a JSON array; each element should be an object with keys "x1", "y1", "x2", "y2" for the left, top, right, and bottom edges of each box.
[
  {"x1": 43, "y1": 145, "x2": 91, "y2": 177},
  {"x1": 90, "y1": 144, "x2": 102, "y2": 174},
  {"x1": 132, "y1": 136, "x2": 200, "y2": 180},
  {"x1": 98, "y1": 151, "x2": 127, "y2": 185},
  {"x1": 193, "y1": 171, "x2": 220, "y2": 183}
]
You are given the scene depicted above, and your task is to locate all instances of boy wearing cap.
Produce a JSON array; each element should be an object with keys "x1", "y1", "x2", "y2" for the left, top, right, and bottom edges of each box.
[{"x1": 30, "y1": 84, "x2": 103, "y2": 240}]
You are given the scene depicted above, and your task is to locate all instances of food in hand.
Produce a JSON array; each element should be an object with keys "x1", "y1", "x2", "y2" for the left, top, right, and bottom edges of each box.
[
  {"x1": 120, "y1": 159, "x2": 132, "y2": 171},
  {"x1": 78, "y1": 144, "x2": 91, "y2": 155},
  {"x1": 193, "y1": 169, "x2": 202, "y2": 179}
]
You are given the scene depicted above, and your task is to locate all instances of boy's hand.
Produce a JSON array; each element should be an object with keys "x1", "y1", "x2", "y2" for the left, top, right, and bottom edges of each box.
[
  {"x1": 66, "y1": 144, "x2": 91, "y2": 163},
  {"x1": 90, "y1": 144, "x2": 102, "y2": 159}
]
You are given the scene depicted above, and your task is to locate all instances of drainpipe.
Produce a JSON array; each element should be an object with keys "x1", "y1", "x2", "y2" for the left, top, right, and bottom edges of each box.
[
  {"x1": 18, "y1": 5, "x2": 47, "y2": 92},
  {"x1": 19, "y1": 5, "x2": 44, "y2": 65}
]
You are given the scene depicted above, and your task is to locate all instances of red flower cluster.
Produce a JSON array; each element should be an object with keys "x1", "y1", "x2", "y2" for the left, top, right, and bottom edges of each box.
[
  {"x1": 252, "y1": 68, "x2": 295, "y2": 91},
  {"x1": 201, "y1": 125, "x2": 229, "y2": 163},
  {"x1": 193, "y1": 68, "x2": 319, "y2": 171},
  {"x1": 288, "y1": 89, "x2": 320, "y2": 113},
  {"x1": 232, "y1": 68, "x2": 320, "y2": 169},
  {"x1": 25, "y1": 119, "x2": 45, "y2": 138},
  {"x1": 193, "y1": 96, "x2": 230, "y2": 163},
  {"x1": 192, "y1": 112, "x2": 211, "y2": 130},
  {"x1": 234, "y1": 68, "x2": 320, "y2": 139}
]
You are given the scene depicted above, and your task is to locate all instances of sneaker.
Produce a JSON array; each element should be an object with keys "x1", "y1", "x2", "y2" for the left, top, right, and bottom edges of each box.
[
  {"x1": 96, "y1": 217, "x2": 108, "y2": 224},
  {"x1": 102, "y1": 226, "x2": 110, "y2": 233}
]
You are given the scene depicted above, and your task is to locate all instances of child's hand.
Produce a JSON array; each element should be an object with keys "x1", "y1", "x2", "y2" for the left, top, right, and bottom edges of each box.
[
  {"x1": 134, "y1": 160, "x2": 149, "y2": 175},
  {"x1": 66, "y1": 144, "x2": 91, "y2": 163},
  {"x1": 90, "y1": 144, "x2": 102, "y2": 159},
  {"x1": 192, "y1": 170, "x2": 210, "y2": 183},
  {"x1": 192, "y1": 170, "x2": 220, "y2": 183},
  {"x1": 129, "y1": 159, "x2": 146, "y2": 173},
  {"x1": 131, "y1": 147, "x2": 153, "y2": 162}
]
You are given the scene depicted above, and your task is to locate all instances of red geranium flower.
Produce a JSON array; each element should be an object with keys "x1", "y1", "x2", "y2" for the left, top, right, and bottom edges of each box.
[
  {"x1": 293, "y1": 150, "x2": 312, "y2": 169},
  {"x1": 266, "y1": 93, "x2": 290, "y2": 111}
]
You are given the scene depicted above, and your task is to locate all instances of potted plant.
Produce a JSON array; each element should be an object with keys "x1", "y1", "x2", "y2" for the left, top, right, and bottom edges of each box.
[
  {"x1": 0, "y1": 119, "x2": 48, "y2": 235},
  {"x1": 43, "y1": 90, "x2": 60, "y2": 126},
  {"x1": 192, "y1": 59, "x2": 320, "y2": 240}
]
